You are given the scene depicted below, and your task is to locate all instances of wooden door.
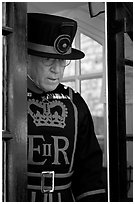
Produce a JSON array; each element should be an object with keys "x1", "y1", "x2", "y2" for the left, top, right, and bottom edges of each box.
[
  {"x1": 2, "y1": 2, "x2": 27, "y2": 201},
  {"x1": 107, "y1": 2, "x2": 133, "y2": 201}
]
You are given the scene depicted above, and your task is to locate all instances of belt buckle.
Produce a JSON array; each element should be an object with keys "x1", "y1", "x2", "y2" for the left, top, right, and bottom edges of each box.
[{"x1": 41, "y1": 171, "x2": 54, "y2": 193}]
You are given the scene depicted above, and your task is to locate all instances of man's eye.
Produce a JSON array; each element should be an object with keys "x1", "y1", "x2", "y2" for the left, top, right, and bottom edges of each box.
[
  {"x1": 47, "y1": 58, "x2": 54, "y2": 63},
  {"x1": 45, "y1": 58, "x2": 50, "y2": 61}
]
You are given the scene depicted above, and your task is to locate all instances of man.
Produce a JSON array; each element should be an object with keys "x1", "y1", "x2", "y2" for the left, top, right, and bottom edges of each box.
[{"x1": 27, "y1": 13, "x2": 106, "y2": 202}]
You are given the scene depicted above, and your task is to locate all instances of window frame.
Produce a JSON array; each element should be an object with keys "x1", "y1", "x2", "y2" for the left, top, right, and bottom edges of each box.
[
  {"x1": 62, "y1": 30, "x2": 107, "y2": 167},
  {"x1": 62, "y1": 30, "x2": 104, "y2": 93}
]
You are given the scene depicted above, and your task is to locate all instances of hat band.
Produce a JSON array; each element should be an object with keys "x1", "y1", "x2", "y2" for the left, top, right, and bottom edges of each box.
[{"x1": 28, "y1": 42, "x2": 71, "y2": 55}]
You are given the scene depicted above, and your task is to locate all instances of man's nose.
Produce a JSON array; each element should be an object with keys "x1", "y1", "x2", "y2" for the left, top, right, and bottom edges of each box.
[{"x1": 50, "y1": 60, "x2": 60, "y2": 73}]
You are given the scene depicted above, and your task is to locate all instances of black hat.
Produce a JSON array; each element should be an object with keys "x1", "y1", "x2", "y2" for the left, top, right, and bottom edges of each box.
[{"x1": 27, "y1": 13, "x2": 85, "y2": 60}]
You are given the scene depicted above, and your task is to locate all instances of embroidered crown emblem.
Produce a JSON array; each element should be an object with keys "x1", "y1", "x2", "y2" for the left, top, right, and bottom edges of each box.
[{"x1": 28, "y1": 98, "x2": 68, "y2": 128}]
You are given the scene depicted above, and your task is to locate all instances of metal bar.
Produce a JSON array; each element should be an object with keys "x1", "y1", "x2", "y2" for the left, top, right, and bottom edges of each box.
[{"x1": 107, "y1": 2, "x2": 127, "y2": 201}]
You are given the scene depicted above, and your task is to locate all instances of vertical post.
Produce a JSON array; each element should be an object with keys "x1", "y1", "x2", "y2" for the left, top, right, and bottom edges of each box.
[
  {"x1": 6, "y1": 3, "x2": 27, "y2": 201},
  {"x1": 107, "y1": 2, "x2": 127, "y2": 201}
]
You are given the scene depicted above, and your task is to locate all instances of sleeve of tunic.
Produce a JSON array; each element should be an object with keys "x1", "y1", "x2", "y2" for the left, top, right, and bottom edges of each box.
[{"x1": 71, "y1": 91, "x2": 107, "y2": 201}]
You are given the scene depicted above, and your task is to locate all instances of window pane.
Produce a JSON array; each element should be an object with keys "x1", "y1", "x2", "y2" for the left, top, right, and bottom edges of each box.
[
  {"x1": 63, "y1": 60, "x2": 75, "y2": 77},
  {"x1": 81, "y1": 78, "x2": 104, "y2": 135},
  {"x1": 81, "y1": 34, "x2": 103, "y2": 75},
  {"x1": 81, "y1": 78, "x2": 103, "y2": 116}
]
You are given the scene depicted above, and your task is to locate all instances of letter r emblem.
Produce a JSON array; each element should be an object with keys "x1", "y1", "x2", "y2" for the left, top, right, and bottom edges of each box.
[{"x1": 51, "y1": 136, "x2": 69, "y2": 165}]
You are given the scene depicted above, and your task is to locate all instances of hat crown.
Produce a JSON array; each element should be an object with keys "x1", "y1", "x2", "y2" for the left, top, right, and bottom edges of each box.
[
  {"x1": 27, "y1": 13, "x2": 85, "y2": 60},
  {"x1": 28, "y1": 13, "x2": 77, "y2": 54}
]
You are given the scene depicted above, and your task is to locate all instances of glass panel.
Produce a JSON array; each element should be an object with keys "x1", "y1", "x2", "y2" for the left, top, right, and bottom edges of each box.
[
  {"x1": 125, "y1": 66, "x2": 133, "y2": 105},
  {"x1": 81, "y1": 33, "x2": 103, "y2": 74},
  {"x1": 125, "y1": 31, "x2": 133, "y2": 200},
  {"x1": 125, "y1": 66, "x2": 133, "y2": 199},
  {"x1": 2, "y1": 36, "x2": 7, "y2": 131},
  {"x1": 63, "y1": 60, "x2": 75, "y2": 77},
  {"x1": 125, "y1": 66, "x2": 133, "y2": 135},
  {"x1": 81, "y1": 78, "x2": 104, "y2": 136},
  {"x1": 2, "y1": 2, "x2": 6, "y2": 26}
]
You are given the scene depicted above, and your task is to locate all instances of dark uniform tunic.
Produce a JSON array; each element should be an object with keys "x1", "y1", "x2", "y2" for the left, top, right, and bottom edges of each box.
[{"x1": 27, "y1": 79, "x2": 106, "y2": 202}]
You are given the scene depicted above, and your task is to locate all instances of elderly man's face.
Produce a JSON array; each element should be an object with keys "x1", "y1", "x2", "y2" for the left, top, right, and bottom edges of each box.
[{"x1": 28, "y1": 55, "x2": 66, "y2": 92}]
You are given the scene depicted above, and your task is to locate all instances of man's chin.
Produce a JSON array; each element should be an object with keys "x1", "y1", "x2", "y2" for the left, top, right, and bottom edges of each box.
[{"x1": 41, "y1": 84, "x2": 58, "y2": 92}]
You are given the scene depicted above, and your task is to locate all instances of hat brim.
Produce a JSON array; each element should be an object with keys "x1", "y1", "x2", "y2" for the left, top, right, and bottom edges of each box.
[{"x1": 28, "y1": 48, "x2": 85, "y2": 60}]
